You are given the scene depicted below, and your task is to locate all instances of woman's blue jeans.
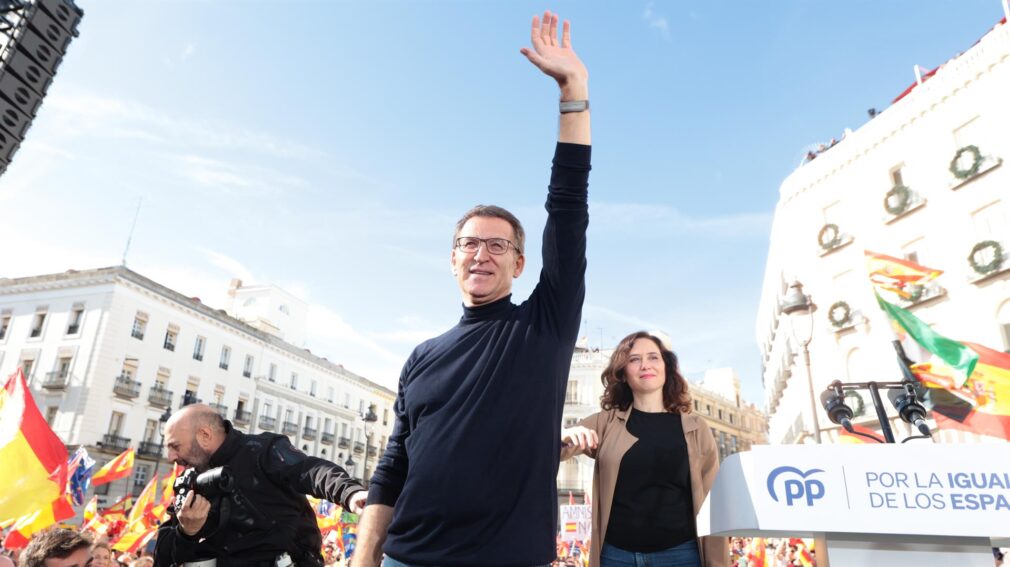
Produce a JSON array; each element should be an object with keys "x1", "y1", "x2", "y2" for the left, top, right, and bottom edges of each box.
[{"x1": 600, "y1": 539, "x2": 701, "y2": 567}]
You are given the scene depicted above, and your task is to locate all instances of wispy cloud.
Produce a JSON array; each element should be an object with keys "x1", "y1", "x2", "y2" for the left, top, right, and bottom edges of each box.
[
  {"x1": 643, "y1": 2, "x2": 671, "y2": 41},
  {"x1": 201, "y1": 248, "x2": 256, "y2": 282},
  {"x1": 590, "y1": 202, "x2": 772, "y2": 237},
  {"x1": 182, "y1": 43, "x2": 197, "y2": 59}
]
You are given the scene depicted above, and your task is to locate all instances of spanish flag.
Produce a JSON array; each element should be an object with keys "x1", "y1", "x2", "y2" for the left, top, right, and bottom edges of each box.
[
  {"x1": 914, "y1": 342, "x2": 1010, "y2": 440},
  {"x1": 838, "y1": 423, "x2": 885, "y2": 444},
  {"x1": 0, "y1": 369, "x2": 69, "y2": 522},
  {"x1": 127, "y1": 474, "x2": 159, "y2": 530},
  {"x1": 102, "y1": 495, "x2": 133, "y2": 520},
  {"x1": 111, "y1": 524, "x2": 158, "y2": 553},
  {"x1": 91, "y1": 447, "x2": 135, "y2": 486},
  {"x1": 865, "y1": 251, "x2": 942, "y2": 298},
  {"x1": 2, "y1": 494, "x2": 76, "y2": 549}
]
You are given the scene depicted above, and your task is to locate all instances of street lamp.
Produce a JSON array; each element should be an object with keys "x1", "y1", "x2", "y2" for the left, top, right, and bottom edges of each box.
[
  {"x1": 344, "y1": 455, "x2": 356, "y2": 472},
  {"x1": 361, "y1": 404, "x2": 378, "y2": 481},
  {"x1": 781, "y1": 280, "x2": 822, "y2": 444},
  {"x1": 154, "y1": 407, "x2": 172, "y2": 476}
]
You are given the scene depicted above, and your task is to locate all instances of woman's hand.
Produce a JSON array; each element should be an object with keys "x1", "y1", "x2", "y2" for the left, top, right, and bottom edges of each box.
[{"x1": 561, "y1": 425, "x2": 598, "y2": 457}]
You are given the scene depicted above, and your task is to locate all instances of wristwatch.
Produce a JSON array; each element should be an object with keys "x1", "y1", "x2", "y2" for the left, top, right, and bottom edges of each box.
[{"x1": 560, "y1": 100, "x2": 590, "y2": 113}]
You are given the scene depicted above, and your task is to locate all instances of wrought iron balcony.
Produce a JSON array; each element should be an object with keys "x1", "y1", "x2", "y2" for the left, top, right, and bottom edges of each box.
[
  {"x1": 113, "y1": 375, "x2": 141, "y2": 399},
  {"x1": 181, "y1": 392, "x2": 201, "y2": 407},
  {"x1": 321, "y1": 432, "x2": 335, "y2": 445},
  {"x1": 353, "y1": 442, "x2": 365, "y2": 454},
  {"x1": 338, "y1": 437, "x2": 350, "y2": 449},
  {"x1": 282, "y1": 421, "x2": 298, "y2": 436},
  {"x1": 302, "y1": 427, "x2": 317, "y2": 440},
  {"x1": 101, "y1": 434, "x2": 131, "y2": 453},
  {"x1": 234, "y1": 409, "x2": 251, "y2": 424},
  {"x1": 138, "y1": 440, "x2": 162, "y2": 458},
  {"x1": 43, "y1": 371, "x2": 70, "y2": 390},
  {"x1": 148, "y1": 387, "x2": 173, "y2": 408},
  {"x1": 367, "y1": 445, "x2": 378, "y2": 457},
  {"x1": 259, "y1": 416, "x2": 277, "y2": 431},
  {"x1": 210, "y1": 403, "x2": 228, "y2": 418}
]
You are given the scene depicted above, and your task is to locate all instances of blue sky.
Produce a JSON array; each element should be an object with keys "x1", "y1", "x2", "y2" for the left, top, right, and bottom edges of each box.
[{"x1": 1, "y1": 1, "x2": 1004, "y2": 404}]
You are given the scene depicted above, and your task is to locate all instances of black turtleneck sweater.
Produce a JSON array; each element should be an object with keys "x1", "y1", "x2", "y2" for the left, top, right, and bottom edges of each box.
[{"x1": 367, "y1": 143, "x2": 591, "y2": 566}]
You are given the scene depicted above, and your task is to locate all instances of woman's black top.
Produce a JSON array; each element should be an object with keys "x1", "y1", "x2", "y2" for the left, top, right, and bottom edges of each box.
[{"x1": 604, "y1": 409, "x2": 697, "y2": 552}]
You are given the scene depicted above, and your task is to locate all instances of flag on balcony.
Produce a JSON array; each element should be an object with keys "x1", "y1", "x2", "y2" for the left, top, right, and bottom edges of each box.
[
  {"x1": 0, "y1": 369, "x2": 69, "y2": 523},
  {"x1": 875, "y1": 292, "x2": 977, "y2": 386},
  {"x1": 865, "y1": 251, "x2": 943, "y2": 299},
  {"x1": 67, "y1": 446, "x2": 96, "y2": 505},
  {"x1": 913, "y1": 342, "x2": 1010, "y2": 440},
  {"x1": 2, "y1": 494, "x2": 76, "y2": 549},
  {"x1": 92, "y1": 448, "x2": 135, "y2": 486}
]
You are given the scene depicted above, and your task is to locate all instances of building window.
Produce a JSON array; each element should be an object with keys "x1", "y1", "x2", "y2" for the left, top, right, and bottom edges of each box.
[
  {"x1": 0, "y1": 310, "x2": 11, "y2": 341},
  {"x1": 565, "y1": 417, "x2": 578, "y2": 427},
  {"x1": 718, "y1": 409, "x2": 724, "y2": 420},
  {"x1": 21, "y1": 356, "x2": 36, "y2": 379},
  {"x1": 143, "y1": 419, "x2": 158, "y2": 443},
  {"x1": 344, "y1": 393, "x2": 351, "y2": 409},
  {"x1": 729, "y1": 414, "x2": 735, "y2": 425},
  {"x1": 66, "y1": 304, "x2": 85, "y2": 335},
  {"x1": 693, "y1": 399, "x2": 699, "y2": 411},
  {"x1": 268, "y1": 363, "x2": 277, "y2": 382},
  {"x1": 193, "y1": 336, "x2": 206, "y2": 361},
  {"x1": 327, "y1": 387, "x2": 335, "y2": 403},
  {"x1": 219, "y1": 346, "x2": 231, "y2": 370},
  {"x1": 131, "y1": 312, "x2": 148, "y2": 340},
  {"x1": 706, "y1": 404, "x2": 712, "y2": 416},
  {"x1": 290, "y1": 372, "x2": 298, "y2": 390},
  {"x1": 243, "y1": 355, "x2": 254, "y2": 378},
  {"x1": 383, "y1": 408, "x2": 389, "y2": 426},
  {"x1": 565, "y1": 380, "x2": 578, "y2": 404},
  {"x1": 55, "y1": 356, "x2": 72, "y2": 379},
  {"x1": 310, "y1": 380, "x2": 317, "y2": 397},
  {"x1": 45, "y1": 406, "x2": 58, "y2": 425},
  {"x1": 890, "y1": 164, "x2": 905, "y2": 187},
  {"x1": 164, "y1": 325, "x2": 178, "y2": 351},
  {"x1": 29, "y1": 308, "x2": 47, "y2": 339},
  {"x1": 108, "y1": 411, "x2": 125, "y2": 435},
  {"x1": 133, "y1": 464, "x2": 149, "y2": 488}
]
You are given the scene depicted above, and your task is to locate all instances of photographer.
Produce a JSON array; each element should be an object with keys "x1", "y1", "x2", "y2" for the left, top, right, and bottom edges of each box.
[{"x1": 154, "y1": 405, "x2": 367, "y2": 567}]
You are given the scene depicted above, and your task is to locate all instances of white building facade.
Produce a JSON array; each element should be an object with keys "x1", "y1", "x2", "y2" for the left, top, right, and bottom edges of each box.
[
  {"x1": 0, "y1": 267, "x2": 395, "y2": 506},
  {"x1": 757, "y1": 18, "x2": 1010, "y2": 444}
]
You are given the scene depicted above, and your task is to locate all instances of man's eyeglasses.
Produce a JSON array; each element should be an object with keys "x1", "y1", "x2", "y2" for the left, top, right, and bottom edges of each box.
[{"x1": 454, "y1": 236, "x2": 520, "y2": 255}]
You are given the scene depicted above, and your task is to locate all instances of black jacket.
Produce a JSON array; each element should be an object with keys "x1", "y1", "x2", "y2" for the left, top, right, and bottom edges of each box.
[{"x1": 154, "y1": 421, "x2": 364, "y2": 567}]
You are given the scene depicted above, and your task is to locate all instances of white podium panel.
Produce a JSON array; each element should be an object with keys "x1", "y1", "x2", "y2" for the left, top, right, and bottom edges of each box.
[{"x1": 697, "y1": 444, "x2": 1010, "y2": 566}]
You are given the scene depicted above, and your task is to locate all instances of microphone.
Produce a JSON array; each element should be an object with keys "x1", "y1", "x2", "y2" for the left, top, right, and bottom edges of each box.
[
  {"x1": 820, "y1": 388, "x2": 854, "y2": 432},
  {"x1": 888, "y1": 387, "x2": 931, "y2": 436}
]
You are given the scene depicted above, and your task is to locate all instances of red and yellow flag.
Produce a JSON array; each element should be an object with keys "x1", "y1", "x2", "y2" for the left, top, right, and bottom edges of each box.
[
  {"x1": 0, "y1": 369, "x2": 68, "y2": 522},
  {"x1": 152, "y1": 464, "x2": 183, "y2": 521},
  {"x1": 914, "y1": 342, "x2": 1010, "y2": 440},
  {"x1": 127, "y1": 474, "x2": 159, "y2": 530},
  {"x1": 2, "y1": 494, "x2": 76, "y2": 549},
  {"x1": 111, "y1": 524, "x2": 157, "y2": 553},
  {"x1": 838, "y1": 423, "x2": 885, "y2": 444},
  {"x1": 91, "y1": 448, "x2": 135, "y2": 486},
  {"x1": 865, "y1": 250, "x2": 943, "y2": 298}
]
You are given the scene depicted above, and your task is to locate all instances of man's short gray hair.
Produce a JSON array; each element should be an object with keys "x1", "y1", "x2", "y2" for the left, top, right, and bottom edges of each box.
[{"x1": 453, "y1": 205, "x2": 525, "y2": 254}]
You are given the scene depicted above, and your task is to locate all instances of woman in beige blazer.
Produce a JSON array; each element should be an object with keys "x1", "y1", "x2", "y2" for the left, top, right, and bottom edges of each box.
[{"x1": 561, "y1": 331, "x2": 728, "y2": 567}]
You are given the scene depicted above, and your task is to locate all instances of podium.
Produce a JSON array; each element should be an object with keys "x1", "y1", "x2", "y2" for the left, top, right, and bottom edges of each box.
[{"x1": 696, "y1": 444, "x2": 1010, "y2": 566}]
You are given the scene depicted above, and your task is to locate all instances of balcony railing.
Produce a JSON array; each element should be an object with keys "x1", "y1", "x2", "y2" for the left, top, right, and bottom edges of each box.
[
  {"x1": 113, "y1": 375, "x2": 141, "y2": 399},
  {"x1": 234, "y1": 409, "x2": 251, "y2": 424},
  {"x1": 353, "y1": 442, "x2": 365, "y2": 454},
  {"x1": 138, "y1": 440, "x2": 162, "y2": 458},
  {"x1": 101, "y1": 434, "x2": 131, "y2": 453},
  {"x1": 181, "y1": 393, "x2": 201, "y2": 407},
  {"x1": 259, "y1": 416, "x2": 277, "y2": 431},
  {"x1": 367, "y1": 445, "x2": 378, "y2": 457},
  {"x1": 321, "y1": 432, "x2": 335, "y2": 445},
  {"x1": 302, "y1": 427, "x2": 317, "y2": 440},
  {"x1": 210, "y1": 403, "x2": 228, "y2": 418},
  {"x1": 43, "y1": 371, "x2": 70, "y2": 390},
  {"x1": 148, "y1": 387, "x2": 173, "y2": 408},
  {"x1": 338, "y1": 437, "x2": 350, "y2": 449},
  {"x1": 282, "y1": 421, "x2": 298, "y2": 436}
]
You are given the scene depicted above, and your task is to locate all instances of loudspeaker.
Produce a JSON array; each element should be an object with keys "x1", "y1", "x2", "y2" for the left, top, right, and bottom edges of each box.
[{"x1": 0, "y1": 0, "x2": 83, "y2": 175}]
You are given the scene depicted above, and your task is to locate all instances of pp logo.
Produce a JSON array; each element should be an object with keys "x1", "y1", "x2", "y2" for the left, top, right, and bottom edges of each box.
[{"x1": 767, "y1": 466, "x2": 825, "y2": 507}]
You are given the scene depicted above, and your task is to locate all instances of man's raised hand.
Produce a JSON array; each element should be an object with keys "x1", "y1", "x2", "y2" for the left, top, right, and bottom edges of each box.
[{"x1": 520, "y1": 11, "x2": 588, "y2": 94}]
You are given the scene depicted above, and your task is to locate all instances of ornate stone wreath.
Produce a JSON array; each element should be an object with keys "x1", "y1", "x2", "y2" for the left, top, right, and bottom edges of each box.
[
  {"x1": 818, "y1": 223, "x2": 841, "y2": 250},
  {"x1": 828, "y1": 300, "x2": 852, "y2": 328},
  {"x1": 884, "y1": 185, "x2": 911, "y2": 215},
  {"x1": 949, "y1": 145, "x2": 983, "y2": 180},
  {"x1": 968, "y1": 240, "x2": 1005, "y2": 275}
]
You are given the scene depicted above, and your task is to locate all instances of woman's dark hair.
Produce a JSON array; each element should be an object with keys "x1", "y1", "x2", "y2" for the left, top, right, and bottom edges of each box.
[{"x1": 600, "y1": 331, "x2": 692, "y2": 414}]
